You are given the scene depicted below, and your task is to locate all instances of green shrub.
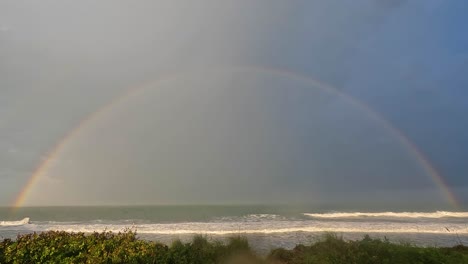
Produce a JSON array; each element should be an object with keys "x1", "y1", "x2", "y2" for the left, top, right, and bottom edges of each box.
[
  {"x1": 1, "y1": 231, "x2": 468, "y2": 263},
  {"x1": 267, "y1": 234, "x2": 468, "y2": 264}
]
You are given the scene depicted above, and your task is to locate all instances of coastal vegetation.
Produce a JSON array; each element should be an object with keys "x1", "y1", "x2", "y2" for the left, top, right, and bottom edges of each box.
[{"x1": 1, "y1": 230, "x2": 467, "y2": 263}]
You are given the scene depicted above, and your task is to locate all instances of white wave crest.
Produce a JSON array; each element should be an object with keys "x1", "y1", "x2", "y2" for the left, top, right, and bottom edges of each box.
[
  {"x1": 0, "y1": 217, "x2": 30, "y2": 226},
  {"x1": 31, "y1": 219, "x2": 468, "y2": 235},
  {"x1": 303, "y1": 211, "x2": 468, "y2": 219},
  {"x1": 213, "y1": 214, "x2": 285, "y2": 222}
]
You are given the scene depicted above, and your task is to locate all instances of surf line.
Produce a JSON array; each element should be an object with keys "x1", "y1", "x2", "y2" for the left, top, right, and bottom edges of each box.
[{"x1": 11, "y1": 65, "x2": 460, "y2": 210}]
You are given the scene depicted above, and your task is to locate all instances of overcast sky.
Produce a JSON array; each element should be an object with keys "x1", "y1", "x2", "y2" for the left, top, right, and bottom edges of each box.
[{"x1": 1, "y1": 0, "x2": 467, "y2": 207}]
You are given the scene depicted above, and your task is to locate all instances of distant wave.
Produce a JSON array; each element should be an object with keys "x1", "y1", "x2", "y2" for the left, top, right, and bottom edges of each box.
[
  {"x1": 214, "y1": 214, "x2": 285, "y2": 222},
  {"x1": 0, "y1": 217, "x2": 30, "y2": 227},
  {"x1": 303, "y1": 211, "x2": 468, "y2": 219},
  {"x1": 244, "y1": 214, "x2": 281, "y2": 220}
]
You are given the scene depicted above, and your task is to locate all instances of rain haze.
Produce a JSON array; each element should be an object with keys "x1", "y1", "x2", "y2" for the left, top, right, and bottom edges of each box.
[{"x1": 1, "y1": 0, "x2": 467, "y2": 208}]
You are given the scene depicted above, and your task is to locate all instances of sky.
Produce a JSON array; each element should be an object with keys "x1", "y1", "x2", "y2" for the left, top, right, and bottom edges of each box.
[{"x1": 0, "y1": 0, "x2": 467, "y2": 207}]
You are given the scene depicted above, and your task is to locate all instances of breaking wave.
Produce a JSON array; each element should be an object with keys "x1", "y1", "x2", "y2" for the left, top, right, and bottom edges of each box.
[
  {"x1": 303, "y1": 211, "x2": 468, "y2": 219},
  {"x1": 19, "y1": 218, "x2": 468, "y2": 235},
  {"x1": 0, "y1": 217, "x2": 30, "y2": 227}
]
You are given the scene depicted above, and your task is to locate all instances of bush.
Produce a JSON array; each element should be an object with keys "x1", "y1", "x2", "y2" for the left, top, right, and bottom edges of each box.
[
  {"x1": 1, "y1": 231, "x2": 468, "y2": 263},
  {"x1": 267, "y1": 234, "x2": 468, "y2": 264}
]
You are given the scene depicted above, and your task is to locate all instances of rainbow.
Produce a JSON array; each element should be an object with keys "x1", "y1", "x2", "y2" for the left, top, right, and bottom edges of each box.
[{"x1": 11, "y1": 65, "x2": 460, "y2": 209}]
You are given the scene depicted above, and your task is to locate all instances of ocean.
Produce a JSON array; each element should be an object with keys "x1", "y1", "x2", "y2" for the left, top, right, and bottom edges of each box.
[{"x1": 1, "y1": 205, "x2": 468, "y2": 253}]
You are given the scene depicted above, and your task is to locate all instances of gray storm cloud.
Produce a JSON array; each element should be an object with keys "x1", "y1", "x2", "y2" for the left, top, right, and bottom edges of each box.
[
  {"x1": 1, "y1": 0, "x2": 292, "y2": 204},
  {"x1": 1, "y1": 0, "x2": 466, "y2": 206}
]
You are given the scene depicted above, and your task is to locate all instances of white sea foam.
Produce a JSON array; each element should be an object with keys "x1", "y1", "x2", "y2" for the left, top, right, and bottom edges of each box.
[
  {"x1": 0, "y1": 217, "x2": 30, "y2": 227},
  {"x1": 215, "y1": 214, "x2": 285, "y2": 222},
  {"x1": 27, "y1": 219, "x2": 468, "y2": 235},
  {"x1": 303, "y1": 211, "x2": 468, "y2": 219}
]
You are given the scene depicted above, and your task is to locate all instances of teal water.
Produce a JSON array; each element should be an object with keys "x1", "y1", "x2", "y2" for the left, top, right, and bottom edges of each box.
[{"x1": 1, "y1": 205, "x2": 306, "y2": 222}]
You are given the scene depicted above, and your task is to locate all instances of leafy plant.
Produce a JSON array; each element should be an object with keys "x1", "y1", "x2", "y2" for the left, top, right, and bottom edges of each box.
[{"x1": 1, "y1": 231, "x2": 468, "y2": 263}]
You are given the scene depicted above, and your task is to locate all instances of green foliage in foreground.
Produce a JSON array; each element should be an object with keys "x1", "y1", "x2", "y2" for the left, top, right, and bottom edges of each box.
[
  {"x1": 267, "y1": 234, "x2": 468, "y2": 264},
  {"x1": 0, "y1": 231, "x2": 467, "y2": 264}
]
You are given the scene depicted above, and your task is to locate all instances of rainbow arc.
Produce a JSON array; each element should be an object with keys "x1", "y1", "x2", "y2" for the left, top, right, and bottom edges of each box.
[{"x1": 11, "y1": 66, "x2": 460, "y2": 210}]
